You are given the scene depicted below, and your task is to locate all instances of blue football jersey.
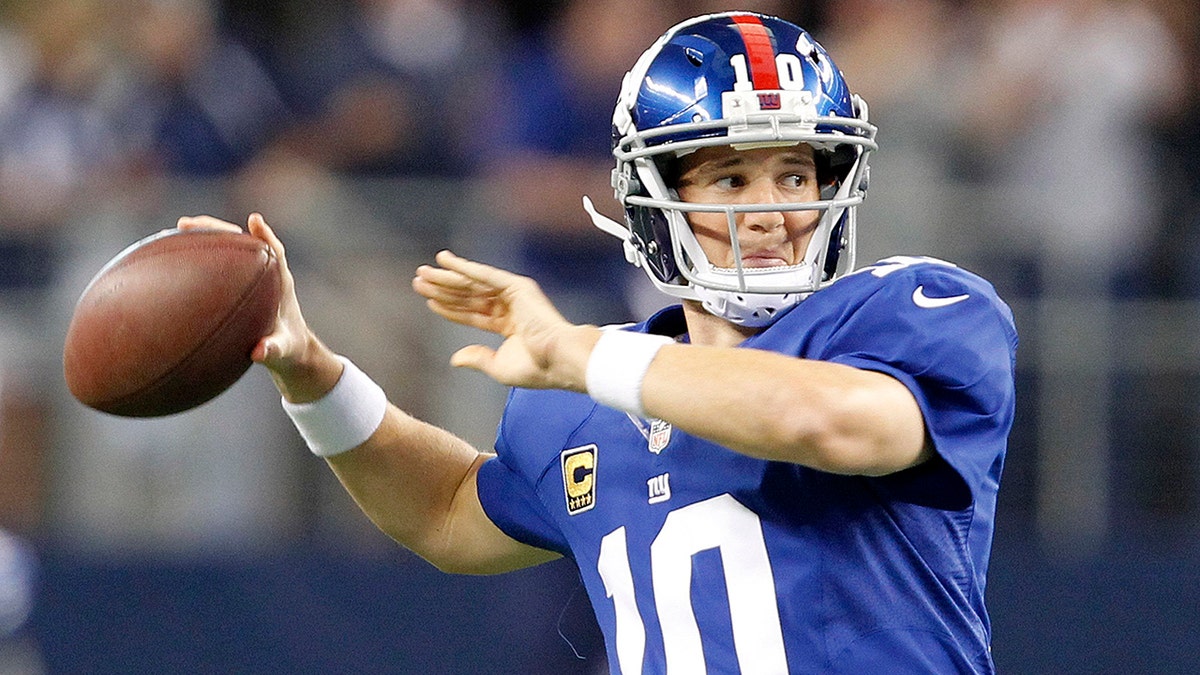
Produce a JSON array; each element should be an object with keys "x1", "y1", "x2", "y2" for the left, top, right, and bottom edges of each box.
[{"x1": 477, "y1": 256, "x2": 1018, "y2": 674}]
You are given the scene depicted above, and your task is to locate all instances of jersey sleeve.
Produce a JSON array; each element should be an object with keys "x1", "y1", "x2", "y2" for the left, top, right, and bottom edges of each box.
[
  {"x1": 477, "y1": 453, "x2": 570, "y2": 556},
  {"x1": 475, "y1": 388, "x2": 592, "y2": 558},
  {"x1": 814, "y1": 263, "x2": 1018, "y2": 506}
]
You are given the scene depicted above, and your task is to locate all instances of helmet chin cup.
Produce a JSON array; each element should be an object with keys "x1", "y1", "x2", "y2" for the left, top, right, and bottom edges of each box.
[{"x1": 693, "y1": 284, "x2": 806, "y2": 327}]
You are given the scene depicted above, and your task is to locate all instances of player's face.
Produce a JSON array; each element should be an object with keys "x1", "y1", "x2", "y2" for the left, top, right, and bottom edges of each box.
[{"x1": 676, "y1": 144, "x2": 821, "y2": 269}]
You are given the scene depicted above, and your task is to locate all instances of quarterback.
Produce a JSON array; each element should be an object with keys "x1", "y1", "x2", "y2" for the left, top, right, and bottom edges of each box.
[{"x1": 183, "y1": 11, "x2": 1016, "y2": 674}]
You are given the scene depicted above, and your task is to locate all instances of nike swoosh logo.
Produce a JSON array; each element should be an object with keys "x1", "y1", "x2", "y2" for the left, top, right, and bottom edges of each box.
[{"x1": 912, "y1": 286, "x2": 970, "y2": 308}]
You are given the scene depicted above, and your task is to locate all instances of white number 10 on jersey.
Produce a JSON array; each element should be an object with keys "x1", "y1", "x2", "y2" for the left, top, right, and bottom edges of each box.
[{"x1": 596, "y1": 494, "x2": 788, "y2": 673}]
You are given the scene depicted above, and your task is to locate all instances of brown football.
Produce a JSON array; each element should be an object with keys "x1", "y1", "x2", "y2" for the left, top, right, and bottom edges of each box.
[{"x1": 63, "y1": 228, "x2": 281, "y2": 417}]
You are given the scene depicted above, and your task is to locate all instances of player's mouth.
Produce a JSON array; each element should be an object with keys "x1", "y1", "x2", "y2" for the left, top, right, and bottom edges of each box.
[{"x1": 740, "y1": 251, "x2": 791, "y2": 268}]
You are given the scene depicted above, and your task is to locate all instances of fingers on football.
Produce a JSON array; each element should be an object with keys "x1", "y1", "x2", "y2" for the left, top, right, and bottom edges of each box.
[
  {"x1": 247, "y1": 213, "x2": 288, "y2": 261},
  {"x1": 176, "y1": 215, "x2": 242, "y2": 233},
  {"x1": 246, "y1": 212, "x2": 297, "y2": 296}
]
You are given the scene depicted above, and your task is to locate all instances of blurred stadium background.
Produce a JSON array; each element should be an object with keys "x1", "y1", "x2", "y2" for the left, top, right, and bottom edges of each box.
[{"x1": 0, "y1": 0, "x2": 1197, "y2": 672}]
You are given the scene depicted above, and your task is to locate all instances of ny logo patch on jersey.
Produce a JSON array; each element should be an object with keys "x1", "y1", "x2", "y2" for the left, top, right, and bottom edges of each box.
[
  {"x1": 647, "y1": 473, "x2": 671, "y2": 504},
  {"x1": 561, "y1": 445, "x2": 597, "y2": 515}
]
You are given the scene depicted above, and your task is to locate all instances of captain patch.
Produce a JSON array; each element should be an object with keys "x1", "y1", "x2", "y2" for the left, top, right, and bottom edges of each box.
[{"x1": 561, "y1": 445, "x2": 597, "y2": 515}]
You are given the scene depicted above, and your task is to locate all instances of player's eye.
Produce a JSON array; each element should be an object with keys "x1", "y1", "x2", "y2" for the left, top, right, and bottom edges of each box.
[
  {"x1": 714, "y1": 174, "x2": 745, "y2": 190},
  {"x1": 781, "y1": 173, "x2": 810, "y2": 189}
]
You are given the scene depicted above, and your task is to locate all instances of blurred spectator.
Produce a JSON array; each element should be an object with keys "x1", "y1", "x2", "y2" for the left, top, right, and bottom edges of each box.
[
  {"x1": 0, "y1": 0, "x2": 125, "y2": 550},
  {"x1": 476, "y1": 0, "x2": 678, "y2": 324},
  {"x1": 820, "y1": 0, "x2": 961, "y2": 266},
  {"x1": 112, "y1": 0, "x2": 289, "y2": 177},
  {"x1": 1113, "y1": 0, "x2": 1200, "y2": 537},
  {"x1": 947, "y1": 0, "x2": 1185, "y2": 553},
  {"x1": 0, "y1": 0, "x2": 120, "y2": 289},
  {"x1": 214, "y1": 0, "x2": 516, "y2": 548},
  {"x1": 951, "y1": 0, "x2": 1185, "y2": 296},
  {"x1": 222, "y1": 0, "x2": 511, "y2": 434},
  {"x1": 1148, "y1": 0, "x2": 1200, "y2": 298},
  {"x1": 39, "y1": 0, "x2": 307, "y2": 557},
  {"x1": 259, "y1": 0, "x2": 500, "y2": 177}
]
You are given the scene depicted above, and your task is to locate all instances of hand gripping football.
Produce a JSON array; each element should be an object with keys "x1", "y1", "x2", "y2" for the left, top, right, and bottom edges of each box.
[{"x1": 63, "y1": 228, "x2": 282, "y2": 417}]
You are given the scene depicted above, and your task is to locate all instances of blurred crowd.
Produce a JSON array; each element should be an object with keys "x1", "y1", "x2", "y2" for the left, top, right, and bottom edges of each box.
[{"x1": 0, "y1": 0, "x2": 1197, "y2": 570}]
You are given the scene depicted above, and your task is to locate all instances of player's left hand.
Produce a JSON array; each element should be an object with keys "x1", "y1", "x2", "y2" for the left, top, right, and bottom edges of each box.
[{"x1": 413, "y1": 251, "x2": 599, "y2": 392}]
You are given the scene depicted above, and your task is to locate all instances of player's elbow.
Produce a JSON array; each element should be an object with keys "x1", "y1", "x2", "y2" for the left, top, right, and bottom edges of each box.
[{"x1": 344, "y1": 505, "x2": 500, "y2": 575}]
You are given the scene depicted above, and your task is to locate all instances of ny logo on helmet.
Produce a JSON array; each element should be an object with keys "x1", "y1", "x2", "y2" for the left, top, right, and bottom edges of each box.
[{"x1": 757, "y1": 92, "x2": 781, "y2": 110}]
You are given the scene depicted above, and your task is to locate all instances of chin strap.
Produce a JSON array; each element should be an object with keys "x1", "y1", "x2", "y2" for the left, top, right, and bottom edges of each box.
[{"x1": 583, "y1": 196, "x2": 641, "y2": 266}]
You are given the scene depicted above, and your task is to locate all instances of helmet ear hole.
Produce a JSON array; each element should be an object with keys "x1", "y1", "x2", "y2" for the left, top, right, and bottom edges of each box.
[{"x1": 625, "y1": 202, "x2": 677, "y2": 284}]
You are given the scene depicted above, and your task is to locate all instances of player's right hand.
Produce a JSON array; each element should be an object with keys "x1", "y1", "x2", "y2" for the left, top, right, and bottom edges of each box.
[{"x1": 176, "y1": 213, "x2": 342, "y2": 403}]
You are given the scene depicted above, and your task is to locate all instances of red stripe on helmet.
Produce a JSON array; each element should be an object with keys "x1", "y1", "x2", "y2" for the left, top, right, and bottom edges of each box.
[{"x1": 732, "y1": 15, "x2": 780, "y2": 89}]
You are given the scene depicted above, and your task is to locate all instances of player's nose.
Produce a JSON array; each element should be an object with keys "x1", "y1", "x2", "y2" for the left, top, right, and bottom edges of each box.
[{"x1": 740, "y1": 181, "x2": 787, "y2": 232}]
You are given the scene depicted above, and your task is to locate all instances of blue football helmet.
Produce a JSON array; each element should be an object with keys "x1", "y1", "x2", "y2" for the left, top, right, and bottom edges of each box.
[{"x1": 584, "y1": 12, "x2": 877, "y2": 326}]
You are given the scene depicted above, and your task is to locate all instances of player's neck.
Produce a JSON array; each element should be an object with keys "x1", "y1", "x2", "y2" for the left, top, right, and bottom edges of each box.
[{"x1": 681, "y1": 300, "x2": 762, "y2": 348}]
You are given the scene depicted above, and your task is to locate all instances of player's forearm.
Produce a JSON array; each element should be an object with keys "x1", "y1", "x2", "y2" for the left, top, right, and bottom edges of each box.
[
  {"x1": 639, "y1": 344, "x2": 930, "y2": 475},
  {"x1": 546, "y1": 323, "x2": 928, "y2": 474},
  {"x1": 269, "y1": 337, "x2": 545, "y2": 572}
]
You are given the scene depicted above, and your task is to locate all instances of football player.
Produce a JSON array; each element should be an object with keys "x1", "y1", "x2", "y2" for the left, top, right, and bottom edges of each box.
[{"x1": 182, "y1": 11, "x2": 1016, "y2": 673}]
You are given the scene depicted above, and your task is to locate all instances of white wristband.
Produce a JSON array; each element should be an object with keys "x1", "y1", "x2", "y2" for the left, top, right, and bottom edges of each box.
[
  {"x1": 585, "y1": 330, "x2": 673, "y2": 417},
  {"x1": 282, "y1": 356, "x2": 388, "y2": 457}
]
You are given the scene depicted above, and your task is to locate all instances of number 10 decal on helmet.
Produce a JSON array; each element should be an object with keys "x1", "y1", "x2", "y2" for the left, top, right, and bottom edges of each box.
[{"x1": 584, "y1": 12, "x2": 877, "y2": 327}]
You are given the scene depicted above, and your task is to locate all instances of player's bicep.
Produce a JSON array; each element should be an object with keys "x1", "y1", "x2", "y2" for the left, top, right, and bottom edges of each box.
[
  {"x1": 862, "y1": 369, "x2": 933, "y2": 472},
  {"x1": 819, "y1": 365, "x2": 931, "y2": 476},
  {"x1": 435, "y1": 457, "x2": 562, "y2": 575}
]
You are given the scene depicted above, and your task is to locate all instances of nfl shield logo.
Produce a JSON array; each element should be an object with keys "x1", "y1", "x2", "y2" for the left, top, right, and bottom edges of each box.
[{"x1": 648, "y1": 419, "x2": 672, "y2": 454}]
